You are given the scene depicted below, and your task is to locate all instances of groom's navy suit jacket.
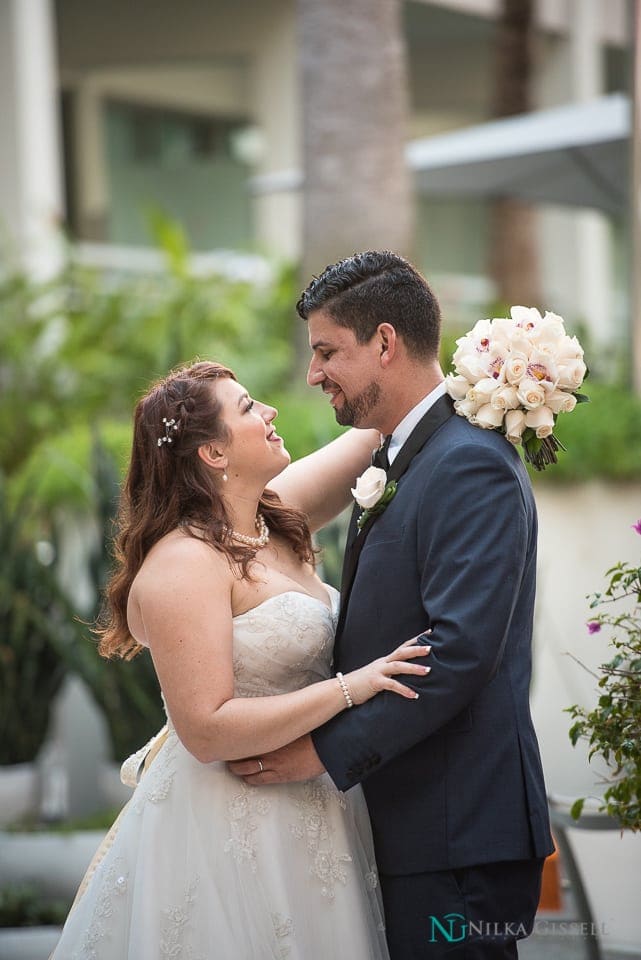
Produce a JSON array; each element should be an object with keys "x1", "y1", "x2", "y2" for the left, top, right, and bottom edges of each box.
[{"x1": 312, "y1": 396, "x2": 554, "y2": 875}]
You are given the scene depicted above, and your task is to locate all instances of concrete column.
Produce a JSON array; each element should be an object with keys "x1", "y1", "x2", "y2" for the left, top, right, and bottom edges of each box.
[
  {"x1": 569, "y1": 0, "x2": 613, "y2": 348},
  {"x1": 0, "y1": 0, "x2": 64, "y2": 274},
  {"x1": 73, "y1": 80, "x2": 109, "y2": 241},
  {"x1": 249, "y1": 3, "x2": 301, "y2": 260}
]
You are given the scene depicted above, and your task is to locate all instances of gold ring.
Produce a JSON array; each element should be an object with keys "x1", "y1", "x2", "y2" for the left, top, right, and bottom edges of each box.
[{"x1": 257, "y1": 759, "x2": 264, "y2": 773}]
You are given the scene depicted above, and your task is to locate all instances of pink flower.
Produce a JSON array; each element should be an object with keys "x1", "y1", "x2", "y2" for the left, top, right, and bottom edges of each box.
[
  {"x1": 632, "y1": 519, "x2": 641, "y2": 535},
  {"x1": 587, "y1": 621, "x2": 601, "y2": 634}
]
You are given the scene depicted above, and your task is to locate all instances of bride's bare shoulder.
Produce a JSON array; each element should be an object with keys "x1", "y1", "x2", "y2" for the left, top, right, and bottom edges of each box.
[{"x1": 133, "y1": 529, "x2": 232, "y2": 596}]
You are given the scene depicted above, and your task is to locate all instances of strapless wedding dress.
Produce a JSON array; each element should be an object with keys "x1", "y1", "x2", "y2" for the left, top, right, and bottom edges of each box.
[{"x1": 51, "y1": 587, "x2": 389, "y2": 959}]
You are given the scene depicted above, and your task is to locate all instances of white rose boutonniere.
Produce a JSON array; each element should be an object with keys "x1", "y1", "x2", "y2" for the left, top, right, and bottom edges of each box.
[{"x1": 351, "y1": 466, "x2": 397, "y2": 531}]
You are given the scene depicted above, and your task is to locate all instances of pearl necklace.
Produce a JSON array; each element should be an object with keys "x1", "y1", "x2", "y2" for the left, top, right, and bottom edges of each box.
[{"x1": 230, "y1": 514, "x2": 270, "y2": 549}]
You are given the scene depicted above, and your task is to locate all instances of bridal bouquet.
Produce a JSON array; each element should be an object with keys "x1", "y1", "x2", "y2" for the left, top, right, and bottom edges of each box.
[{"x1": 445, "y1": 306, "x2": 588, "y2": 470}]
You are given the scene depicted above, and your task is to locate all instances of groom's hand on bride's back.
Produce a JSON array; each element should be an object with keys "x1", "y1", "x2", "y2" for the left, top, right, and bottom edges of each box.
[{"x1": 228, "y1": 735, "x2": 325, "y2": 785}]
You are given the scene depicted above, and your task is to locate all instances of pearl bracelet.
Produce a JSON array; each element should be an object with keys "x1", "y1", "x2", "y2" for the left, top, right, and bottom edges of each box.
[{"x1": 336, "y1": 672, "x2": 354, "y2": 709}]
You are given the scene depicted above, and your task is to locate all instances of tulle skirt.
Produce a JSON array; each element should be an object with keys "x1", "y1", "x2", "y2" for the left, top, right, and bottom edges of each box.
[{"x1": 50, "y1": 729, "x2": 389, "y2": 959}]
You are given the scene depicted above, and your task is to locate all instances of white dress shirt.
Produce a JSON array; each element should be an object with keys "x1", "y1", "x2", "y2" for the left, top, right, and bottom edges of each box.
[{"x1": 387, "y1": 381, "x2": 448, "y2": 466}]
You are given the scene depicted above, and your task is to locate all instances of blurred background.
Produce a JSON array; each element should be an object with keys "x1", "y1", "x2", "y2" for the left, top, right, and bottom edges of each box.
[{"x1": 0, "y1": 0, "x2": 640, "y2": 957}]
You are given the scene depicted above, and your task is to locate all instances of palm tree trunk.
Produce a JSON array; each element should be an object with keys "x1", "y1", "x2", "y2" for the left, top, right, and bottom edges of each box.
[
  {"x1": 489, "y1": 0, "x2": 540, "y2": 307},
  {"x1": 298, "y1": 0, "x2": 413, "y2": 280}
]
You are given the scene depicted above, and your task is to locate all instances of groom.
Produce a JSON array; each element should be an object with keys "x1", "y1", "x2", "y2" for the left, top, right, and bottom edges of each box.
[{"x1": 231, "y1": 251, "x2": 554, "y2": 958}]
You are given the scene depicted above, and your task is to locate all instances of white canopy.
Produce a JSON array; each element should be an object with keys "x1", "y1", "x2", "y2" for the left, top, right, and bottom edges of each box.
[{"x1": 406, "y1": 94, "x2": 630, "y2": 216}]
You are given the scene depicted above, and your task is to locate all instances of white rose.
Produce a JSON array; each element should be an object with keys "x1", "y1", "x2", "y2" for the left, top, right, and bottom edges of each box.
[
  {"x1": 454, "y1": 397, "x2": 483, "y2": 422},
  {"x1": 556, "y1": 334, "x2": 584, "y2": 361},
  {"x1": 530, "y1": 315, "x2": 565, "y2": 351},
  {"x1": 525, "y1": 405, "x2": 555, "y2": 438},
  {"x1": 516, "y1": 377, "x2": 546, "y2": 409},
  {"x1": 489, "y1": 317, "x2": 516, "y2": 343},
  {"x1": 467, "y1": 376, "x2": 499, "y2": 404},
  {"x1": 547, "y1": 389, "x2": 577, "y2": 414},
  {"x1": 351, "y1": 466, "x2": 388, "y2": 510},
  {"x1": 453, "y1": 347, "x2": 489, "y2": 383},
  {"x1": 504, "y1": 353, "x2": 528, "y2": 385},
  {"x1": 475, "y1": 403, "x2": 505, "y2": 430},
  {"x1": 505, "y1": 409, "x2": 526, "y2": 444},
  {"x1": 557, "y1": 358, "x2": 587, "y2": 391},
  {"x1": 491, "y1": 384, "x2": 519, "y2": 411},
  {"x1": 445, "y1": 373, "x2": 470, "y2": 401}
]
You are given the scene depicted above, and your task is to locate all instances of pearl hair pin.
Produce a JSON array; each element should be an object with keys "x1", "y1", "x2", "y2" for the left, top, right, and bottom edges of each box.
[
  {"x1": 230, "y1": 514, "x2": 270, "y2": 549},
  {"x1": 157, "y1": 417, "x2": 178, "y2": 446}
]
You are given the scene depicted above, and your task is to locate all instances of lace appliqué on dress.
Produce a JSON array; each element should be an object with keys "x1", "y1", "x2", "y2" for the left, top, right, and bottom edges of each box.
[
  {"x1": 272, "y1": 912, "x2": 294, "y2": 959},
  {"x1": 365, "y1": 866, "x2": 379, "y2": 890},
  {"x1": 224, "y1": 783, "x2": 272, "y2": 871},
  {"x1": 289, "y1": 780, "x2": 352, "y2": 900},
  {"x1": 132, "y1": 735, "x2": 177, "y2": 814},
  {"x1": 159, "y1": 878, "x2": 204, "y2": 960},
  {"x1": 71, "y1": 858, "x2": 129, "y2": 960}
]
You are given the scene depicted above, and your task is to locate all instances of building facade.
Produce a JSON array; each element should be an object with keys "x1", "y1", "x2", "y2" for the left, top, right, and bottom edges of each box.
[{"x1": 0, "y1": 0, "x2": 630, "y2": 338}]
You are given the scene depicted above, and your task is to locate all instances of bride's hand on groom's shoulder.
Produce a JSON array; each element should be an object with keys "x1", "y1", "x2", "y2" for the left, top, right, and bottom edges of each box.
[{"x1": 227, "y1": 735, "x2": 326, "y2": 785}]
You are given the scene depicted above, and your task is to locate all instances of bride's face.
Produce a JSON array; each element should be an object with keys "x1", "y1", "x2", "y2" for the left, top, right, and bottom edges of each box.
[{"x1": 215, "y1": 377, "x2": 290, "y2": 482}]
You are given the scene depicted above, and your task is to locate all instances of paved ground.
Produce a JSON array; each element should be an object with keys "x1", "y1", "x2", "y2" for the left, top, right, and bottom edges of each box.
[
  {"x1": 519, "y1": 920, "x2": 638, "y2": 960},
  {"x1": 518, "y1": 897, "x2": 639, "y2": 960}
]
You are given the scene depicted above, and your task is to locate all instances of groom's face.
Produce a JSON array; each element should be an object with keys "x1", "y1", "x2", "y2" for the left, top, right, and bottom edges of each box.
[{"x1": 306, "y1": 308, "x2": 382, "y2": 428}]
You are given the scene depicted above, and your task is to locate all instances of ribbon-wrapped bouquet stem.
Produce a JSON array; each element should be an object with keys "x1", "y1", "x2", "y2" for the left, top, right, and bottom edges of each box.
[{"x1": 445, "y1": 306, "x2": 588, "y2": 471}]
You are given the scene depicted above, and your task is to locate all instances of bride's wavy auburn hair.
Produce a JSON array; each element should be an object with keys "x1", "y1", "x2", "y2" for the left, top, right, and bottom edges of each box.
[{"x1": 96, "y1": 360, "x2": 315, "y2": 660}]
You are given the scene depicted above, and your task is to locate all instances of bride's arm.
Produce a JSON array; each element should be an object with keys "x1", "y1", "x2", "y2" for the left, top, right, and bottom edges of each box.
[
  {"x1": 269, "y1": 427, "x2": 380, "y2": 532},
  {"x1": 134, "y1": 539, "x2": 428, "y2": 764}
]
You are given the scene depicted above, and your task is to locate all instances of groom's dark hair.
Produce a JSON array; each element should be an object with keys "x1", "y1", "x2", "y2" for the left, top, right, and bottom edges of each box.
[{"x1": 296, "y1": 250, "x2": 441, "y2": 360}]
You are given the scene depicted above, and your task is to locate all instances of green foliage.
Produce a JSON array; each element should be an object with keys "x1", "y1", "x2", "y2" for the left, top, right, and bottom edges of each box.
[
  {"x1": 535, "y1": 382, "x2": 641, "y2": 483},
  {"x1": 0, "y1": 883, "x2": 70, "y2": 927},
  {"x1": 0, "y1": 481, "x2": 78, "y2": 764},
  {"x1": 83, "y1": 649, "x2": 164, "y2": 763},
  {"x1": 0, "y1": 242, "x2": 308, "y2": 764},
  {"x1": 439, "y1": 331, "x2": 460, "y2": 375},
  {"x1": 0, "y1": 248, "x2": 299, "y2": 492},
  {"x1": 567, "y1": 539, "x2": 641, "y2": 831},
  {"x1": 62, "y1": 438, "x2": 166, "y2": 761},
  {"x1": 6, "y1": 806, "x2": 122, "y2": 834}
]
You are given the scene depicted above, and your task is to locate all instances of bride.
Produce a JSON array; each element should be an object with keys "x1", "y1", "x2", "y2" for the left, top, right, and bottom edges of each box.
[{"x1": 51, "y1": 360, "x2": 431, "y2": 960}]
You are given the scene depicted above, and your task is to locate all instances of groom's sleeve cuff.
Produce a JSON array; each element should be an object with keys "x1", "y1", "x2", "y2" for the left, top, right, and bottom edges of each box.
[{"x1": 312, "y1": 715, "x2": 383, "y2": 791}]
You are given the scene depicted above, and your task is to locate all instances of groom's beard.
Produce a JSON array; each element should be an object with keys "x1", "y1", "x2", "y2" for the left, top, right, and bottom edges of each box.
[{"x1": 334, "y1": 381, "x2": 381, "y2": 427}]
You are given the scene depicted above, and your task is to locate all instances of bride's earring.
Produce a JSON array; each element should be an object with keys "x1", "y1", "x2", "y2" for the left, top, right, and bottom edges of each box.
[{"x1": 222, "y1": 471, "x2": 228, "y2": 483}]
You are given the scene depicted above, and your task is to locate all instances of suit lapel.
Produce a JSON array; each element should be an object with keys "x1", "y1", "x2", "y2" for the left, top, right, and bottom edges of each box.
[
  {"x1": 339, "y1": 505, "x2": 361, "y2": 598},
  {"x1": 334, "y1": 394, "x2": 455, "y2": 648}
]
